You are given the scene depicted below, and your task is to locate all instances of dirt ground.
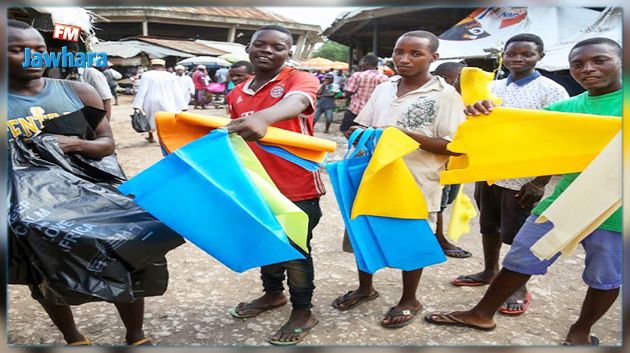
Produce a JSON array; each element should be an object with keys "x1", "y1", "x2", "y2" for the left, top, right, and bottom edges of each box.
[{"x1": 7, "y1": 94, "x2": 622, "y2": 347}]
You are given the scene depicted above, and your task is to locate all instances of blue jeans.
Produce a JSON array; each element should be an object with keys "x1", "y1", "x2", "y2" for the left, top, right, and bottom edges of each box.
[
  {"x1": 313, "y1": 107, "x2": 334, "y2": 124},
  {"x1": 261, "y1": 198, "x2": 322, "y2": 309}
]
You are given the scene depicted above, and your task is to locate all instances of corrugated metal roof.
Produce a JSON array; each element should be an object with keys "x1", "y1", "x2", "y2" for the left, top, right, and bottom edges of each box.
[
  {"x1": 92, "y1": 40, "x2": 194, "y2": 59},
  {"x1": 159, "y1": 7, "x2": 296, "y2": 23},
  {"x1": 134, "y1": 37, "x2": 229, "y2": 56},
  {"x1": 194, "y1": 40, "x2": 247, "y2": 56}
]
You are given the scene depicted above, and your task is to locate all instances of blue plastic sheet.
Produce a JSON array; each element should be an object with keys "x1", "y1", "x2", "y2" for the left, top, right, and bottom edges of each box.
[
  {"x1": 326, "y1": 128, "x2": 446, "y2": 274},
  {"x1": 119, "y1": 129, "x2": 305, "y2": 272},
  {"x1": 256, "y1": 142, "x2": 322, "y2": 171}
]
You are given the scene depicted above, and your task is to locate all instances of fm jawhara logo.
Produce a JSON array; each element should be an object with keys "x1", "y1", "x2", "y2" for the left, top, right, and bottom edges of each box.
[{"x1": 22, "y1": 23, "x2": 108, "y2": 69}]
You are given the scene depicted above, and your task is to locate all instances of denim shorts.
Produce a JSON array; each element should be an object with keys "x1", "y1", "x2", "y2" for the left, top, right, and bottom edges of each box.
[
  {"x1": 474, "y1": 182, "x2": 532, "y2": 245},
  {"x1": 503, "y1": 215, "x2": 622, "y2": 290},
  {"x1": 440, "y1": 184, "x2": 460, "y2": 211}
]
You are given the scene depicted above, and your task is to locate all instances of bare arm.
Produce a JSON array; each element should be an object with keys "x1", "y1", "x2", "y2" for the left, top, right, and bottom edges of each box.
[
  {"x1": 397, "y1": 128, "x2": 459, "y2": 156},
  {"x1": 53, "y1": 81, "x2": 115, "y2": 159},
  {"x1": 226, "y1": 94, "x2": 311, "y2": 141},
  {"x1": 102, "y1": 98, "x2": 112, "y2": 121}
]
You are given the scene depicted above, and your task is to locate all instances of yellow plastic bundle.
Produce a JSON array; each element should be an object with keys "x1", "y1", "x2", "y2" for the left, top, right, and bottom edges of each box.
[
  {"x1": 155, "y1": 112, "x2": 336, "y2": 163},
  {"x1": 441, "y1": 68, "x2": 621, "y2": 185},
  {"x1": 459, "y1": 67, "x2": 502, "y2": 106},
  {"x1": 351, "y1": 127, "x2": 428, "y2": 220},
  {"x1": 445, "y1": 185, "x2": 478, "y2": 242}
]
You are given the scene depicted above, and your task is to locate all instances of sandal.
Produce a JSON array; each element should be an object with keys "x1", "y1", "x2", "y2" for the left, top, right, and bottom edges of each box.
[
  {"x1": 129, "y1": 337, "x2": 153, "y2": 346},
  {"x1": 381, "y1": 305, "x2": 422, "y2": 329},
  {"x1": 562, "y1": 335, "x2": 600, "y2": 346},
  {"x1": 229, "y1": 300, "x2": 287, "y2": 319},
  {"x1": 268, "y1": 317, "x2": 319, "y2": 346},
  {"x1": 67, "y1": 334, "x2": 94, "y2": 346},
  {"x1": 331, "y1": 290, "x2": 379, "y2": 311},
  {"x1": 424, "y1": 312, "x2": 496, "y2": 331},
  {"x1": 498, "y1": 292, "x2": 532, "y2": 316},
  {"x1": 444, "y1": 248, "x2": 472, "y2": 258},
  {"x1": 451, "y1": 273, "x2": 493, "y2": 287}
]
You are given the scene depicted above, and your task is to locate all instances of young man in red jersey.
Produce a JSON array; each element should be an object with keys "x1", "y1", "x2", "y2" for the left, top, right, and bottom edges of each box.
[{"x1": 225, "y1": 25, "x2": 323, "y2": 346}]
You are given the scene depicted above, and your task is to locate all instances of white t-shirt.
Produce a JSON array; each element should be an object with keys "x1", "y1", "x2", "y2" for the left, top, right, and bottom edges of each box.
[
  {"x1": 491, "y1": 72, "x2": 569, "y2": 190},
  {"x1": 354, "y1": 75, "x2": 466, "y2": 212},
  {"x1": 77, "y1": 67, "x2": 113, "y2": 101}
]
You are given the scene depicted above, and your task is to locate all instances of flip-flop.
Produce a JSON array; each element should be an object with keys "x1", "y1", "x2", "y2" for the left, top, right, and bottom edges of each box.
[
  {"x1": 562, "y1": 335, "x2": 600, "y2": 346},
  {"x1": 229, "y1": 301, "x2": 287, "y2": 318},
  {"x1": 451, "y1": 274, "x2": 493, "y2": 287},
  {"x1": 424, "y1": 312, "x2": 496, "y2": 331},
  {"x1": 444, "y1": 249, "x2": 473, "y2": 258},
  {"x1": 67, "y1": 334, "x2": 94, "y2": 346},
  {"x1": 381, "y1": 305, "x2": 421, "y2": 329},
  {"x1": 268, "y1": 317, "x2": 319, "y2": 346},
  {"x1": 331, "y1": 290, "x2": 379, "y2": 311},
  {"x1": 498, "y1": 292, "x2": 532, "y2": 316},
  {"x1": 129, "y1": 337, "x2": 153, "y2": 346}
]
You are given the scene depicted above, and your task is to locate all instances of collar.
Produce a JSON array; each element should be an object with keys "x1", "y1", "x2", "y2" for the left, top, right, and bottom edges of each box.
[
  {"x1": 242, "y1": 66, "x2": 291, "y2": 95},
  {"x1": 389, "y1": 75, "x2": 445, "y2": 96},
  {"x1": 506, "y1": 70, "x2": 541, "y2": 86}
]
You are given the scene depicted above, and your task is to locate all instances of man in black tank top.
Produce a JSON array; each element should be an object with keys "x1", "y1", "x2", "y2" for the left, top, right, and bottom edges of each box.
[{"x1": 8, "y1": 19, "x2": 152, "y2": 346}]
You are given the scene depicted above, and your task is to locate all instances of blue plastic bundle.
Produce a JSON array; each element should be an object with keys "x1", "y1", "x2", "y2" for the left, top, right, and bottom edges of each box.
[{"x1": 326, "y1": 128, "x2": 446, "y2": 274}]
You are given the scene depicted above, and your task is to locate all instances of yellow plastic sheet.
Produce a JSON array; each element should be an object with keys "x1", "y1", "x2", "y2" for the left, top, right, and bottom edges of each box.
[
  {"x1": 175, "y1": 112, "x2": 336, "y2": 163},
  {"x1": 230, "y1": 134, "x2": 310, "y2": 253},
  {"x1": 442, "y1": 68, "x2": 621, "y2": 185},
  {"x1": 530, "y1": 132, "x2": 621, "y2": 260},
  {"x1": 441, "y1": 108, "x2": 620, "y2": 184},
  {"x1": 155, "y1": 112, "x2": 210, "y2": 153},
  {"x1": 445, "y1": 184, "x2": 478, "y2": 242},
  {"x1": 351, "y1": 127, "x2": 428, "y2": 220},
  {"x1": 459, "y1": 67, "x2": 503, "y2": 106}
]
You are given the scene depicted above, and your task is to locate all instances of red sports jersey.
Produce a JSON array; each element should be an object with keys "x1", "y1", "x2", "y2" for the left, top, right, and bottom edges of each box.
[{"x1": 226, "y1": 67, "x2": 325, "y2": 201}]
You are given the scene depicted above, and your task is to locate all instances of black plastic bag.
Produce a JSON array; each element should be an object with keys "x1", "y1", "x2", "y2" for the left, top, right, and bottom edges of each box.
[
  {"x1": 42, "y1": 106, "x2": 106, "y2": 140},
  {"x1": 131, "y1": 109, "x2": 151, "y2": 133},
  {"x1": 8, "y1": 135, "x2": 184, "y2": 305}
]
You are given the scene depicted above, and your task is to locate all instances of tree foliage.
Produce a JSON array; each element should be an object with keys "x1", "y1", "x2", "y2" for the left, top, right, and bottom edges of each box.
[{"x1": 312, "y1": 40, "x2": 349, "y2": 62}]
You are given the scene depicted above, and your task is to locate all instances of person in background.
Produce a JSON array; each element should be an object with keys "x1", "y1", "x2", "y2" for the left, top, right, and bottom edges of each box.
[
  {"x1": 215, "y1": 66, "x2": 229, "y2": 84},
  {"x1": 174, "y1": 65, "x2": 195, "y2": 108},
  {"x1": 132, "y1": 58, "x2": 187, "y2": 143},
  {"x1": 450, "y1": 34, "x2": 569, "y2": 317},
  {"x1": 102, "y1": 62, "x2": 122, "y2": 106},
  {"x1": 313, "y1": 74, "x2": 336, "y2": 133},
  {"x1": 339, "y1": 54, "x2": 388, "y2": 138},
  {"x1": 226, "y1": 60, "x2": 255, "y2": 93},
  {"x1": 192, "y1": 64, "x2": 209, "y2": 109},
  {"x1": 432, "y1": 61, "x2": 472, "y2": 259},
  {"x1": 62, "y1": 42, "x2": 113, "y2": 121}
]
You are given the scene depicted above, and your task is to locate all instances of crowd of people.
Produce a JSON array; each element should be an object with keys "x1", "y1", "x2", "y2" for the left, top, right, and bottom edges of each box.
[{"x1": 7, "y1": 18, "x2": 622, "y2": 347}]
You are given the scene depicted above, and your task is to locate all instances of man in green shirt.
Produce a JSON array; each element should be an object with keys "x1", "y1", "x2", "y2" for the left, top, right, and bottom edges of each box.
[{"x1": 424, "y1": 37, "x2": 622, "y2": 346}]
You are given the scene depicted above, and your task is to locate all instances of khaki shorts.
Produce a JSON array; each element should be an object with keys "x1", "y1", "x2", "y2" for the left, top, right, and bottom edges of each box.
[{"x1": 342, "y1": 212, "x2": 437, "y2": 253}]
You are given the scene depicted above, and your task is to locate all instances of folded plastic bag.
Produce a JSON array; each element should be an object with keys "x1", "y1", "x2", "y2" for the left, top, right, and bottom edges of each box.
[
  {"x1": 442, "y1": 68, "x2": 621, "y2": 185},
  {"x1": 155, "y1": 112, "x2": 336, "y2": 163},
  {"x1": 351, "y1": 127, "x2": 428, "y2": 220},
  {"x1": 8, "y1": 135, "x2": 183, "y2": 305},
  {"x1": 327, "y1": 128, "x2": 446, "y2": 273},
  {"x1": 119, "y1": 129, "x2": 307, "y2": 272},
  {"x1": 530, "y1": 131, "x2": 621, "y2": 260}
]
